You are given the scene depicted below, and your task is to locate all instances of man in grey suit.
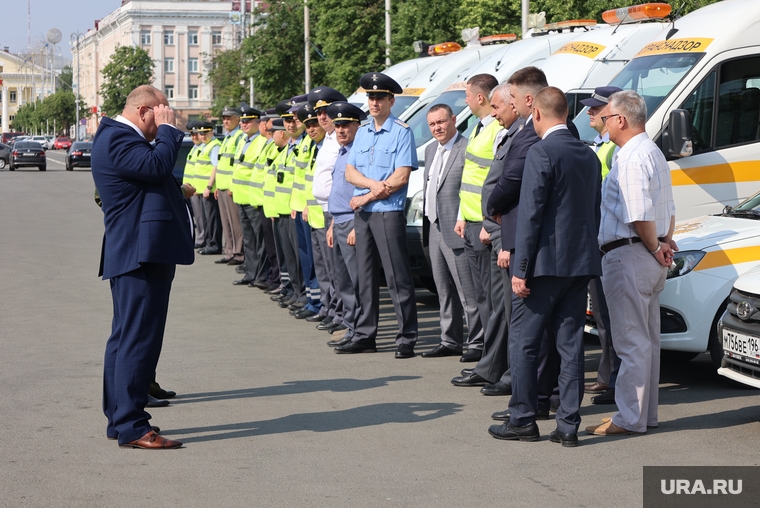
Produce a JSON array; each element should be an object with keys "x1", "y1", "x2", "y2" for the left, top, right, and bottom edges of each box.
[
  {"x1": 488, "y1": 87, "x2": 602, "y2": 447},
  {"x1": 420, "y1": 104, "x2": 483, "y2": 358}
]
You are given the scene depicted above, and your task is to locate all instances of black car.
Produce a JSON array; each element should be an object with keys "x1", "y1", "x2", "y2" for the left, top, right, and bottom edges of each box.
[
  {"x1": 9, "y1": 141, "x2": 46, "y2": 171},
  {"x1": 66, "y1": 141, "x2": 93, "y2": 170},
  {"x1": 0, "y1": 143, "x2": 10, "y2": 170}
]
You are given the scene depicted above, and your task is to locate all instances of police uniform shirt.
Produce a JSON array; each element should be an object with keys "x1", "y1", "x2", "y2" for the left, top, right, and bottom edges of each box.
[
  {"x1": 328, "y1": 143, "x2": 355, "y2": 225},
  {"x1": 312, "y1": 130, "x2": 341, "y2": 209},
  {"x1": 347, "y1": 115, "x2": 418, "y2": 212}
]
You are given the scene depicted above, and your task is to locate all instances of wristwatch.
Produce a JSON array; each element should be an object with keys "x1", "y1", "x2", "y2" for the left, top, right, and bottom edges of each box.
[{"x1": 206, "y1": 185, "x2": 213, "y2": 190}]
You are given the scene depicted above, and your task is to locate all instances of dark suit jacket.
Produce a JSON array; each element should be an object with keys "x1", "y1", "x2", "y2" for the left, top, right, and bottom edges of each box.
[
  {"x1": 512, "y1": 128, "x2": 602, "y2": 280},
  {"x1": 487, "y1": 119, "x2": 580, "y2": 251},
  {"x1": 422, "y1": 133, "x2": 467, "y2": 250},
  {"x1": 92, "y1": 117, "x2": 194, "y2": 279}
]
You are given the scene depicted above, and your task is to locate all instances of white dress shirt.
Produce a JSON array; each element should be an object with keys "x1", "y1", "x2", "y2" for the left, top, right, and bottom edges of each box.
[
  {"x1": 425, "y1": 134, "x2": 457, "y2": 219},
  {"x1": 312, "y1": 130, "x2": 341, "y2": 210}
]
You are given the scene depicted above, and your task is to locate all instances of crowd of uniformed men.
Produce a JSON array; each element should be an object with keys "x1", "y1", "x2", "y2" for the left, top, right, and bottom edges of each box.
[{"x1": 180, "y1": 67, "x2": 675, "y2": 444}]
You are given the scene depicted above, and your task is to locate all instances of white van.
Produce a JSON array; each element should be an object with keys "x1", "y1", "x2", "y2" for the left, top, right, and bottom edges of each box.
[{"x1": 575, "y1": 0, "x2": 760, "y2": 220}]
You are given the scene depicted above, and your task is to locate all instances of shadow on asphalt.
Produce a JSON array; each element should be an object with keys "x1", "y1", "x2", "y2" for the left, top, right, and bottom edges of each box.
[
  {"x1": 166, "y1": 402, "x2": 464, "y2": 442},
  {"x1": 173, "y1": 376, "x2": 422, "y2": 404}
]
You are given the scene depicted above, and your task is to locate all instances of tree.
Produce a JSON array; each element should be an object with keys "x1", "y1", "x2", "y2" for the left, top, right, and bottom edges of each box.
[
  {"x1": 59, "y1": 65, "x2": 74, "y2": 92},
  {"x1": 310, "y1": 0, "x2": 386, "y2": 96},
  {"x1": 391, "y1": 0, "x2": 463, "y2": 63},
  {"x1": 100, "y1": 45, "x2": 154, "y2": 117},
  {"x1": 206, "y1": 48, "x2": 248, "y2": 116},
  {"x1": 11, "y1": 91, "x2": 88, "y2": 134}
]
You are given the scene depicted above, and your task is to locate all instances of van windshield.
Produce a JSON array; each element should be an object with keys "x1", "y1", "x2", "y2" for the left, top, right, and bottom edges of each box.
[
  {"x1": 608, "y1": 53, "x2": 703, "y2": 118},
  {"x1": 392, "y1": 96, "x2": 419, "y2": 118},
  {"x1": 406, "y1": 90, "x2": 468, "y2": 148}
]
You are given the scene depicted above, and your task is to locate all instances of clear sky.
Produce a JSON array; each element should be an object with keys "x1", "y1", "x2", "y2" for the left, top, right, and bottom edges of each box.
[{"x1": 1, "y1": 0, "x2": 121, "y2": 62}]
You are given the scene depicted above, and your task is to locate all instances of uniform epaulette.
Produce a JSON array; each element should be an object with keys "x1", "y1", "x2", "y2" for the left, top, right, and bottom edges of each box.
[{"x1": 394, "y1": 119, "x2": 409, "y2": 129}]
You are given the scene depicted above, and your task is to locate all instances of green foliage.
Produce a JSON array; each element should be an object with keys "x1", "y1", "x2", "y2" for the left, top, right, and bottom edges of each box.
[
  {"x1": 100, "y1": 45, "x2": 154, "y2": 117},
  {"x1": 11, "y1": 91, "x2": 88, "y2": 134},
  {"x1": 59, "y1": 65, "x2": 74, "y2": 92},
  {"x1": 243, "y1": 0, "x2": 311, "y2": 108},
  {"x1": 310, "y1": 0, "x2": 386, "y2": 96},
  {"x1": 391, "y1": 0, "x2": 463, "y2": 63},
  {"x1": 206, "y1": 47, "x2": 248, "y2": 116}
]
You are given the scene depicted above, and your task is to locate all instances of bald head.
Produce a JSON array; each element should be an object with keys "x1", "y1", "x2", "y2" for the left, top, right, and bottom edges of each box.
[
  {"x1": 124, "y1": 85, "x2": 165, "y2": 111},
  {"x1": 532, "y1": 86, "x2": 569, "y2": 138}
]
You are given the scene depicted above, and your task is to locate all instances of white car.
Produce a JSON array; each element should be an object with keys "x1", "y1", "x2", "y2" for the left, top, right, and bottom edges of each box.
[
  {"x1": 30, "y1": 136, "x2": 49, "y2": 150},
  {"x1": 717, "y1": 266, "x2": 760, "y2": 388}
]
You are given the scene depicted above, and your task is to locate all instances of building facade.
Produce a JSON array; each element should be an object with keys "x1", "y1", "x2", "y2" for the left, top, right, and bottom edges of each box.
[
  {"x1": 0, "y1": 48, "x2": 52, "y2": 134},
  {"x1": 72, "y1": 0, "x2": 247, "y2": 135}
]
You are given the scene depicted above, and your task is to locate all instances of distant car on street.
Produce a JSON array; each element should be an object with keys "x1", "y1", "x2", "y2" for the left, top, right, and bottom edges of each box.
[
  {"x1": 9, "y1": 141, "x2": 46, "y2": 171},
  {"x1": 66, "y1": 141, "x2": 93, "y2": 171},
  {"x1": 1, "y1": 132, "x2": 27, "y2": 145},
  {"x1": 0, "y1": 143, "x2": 11, "y2": 169},
  {"x1": 53, "y1": 137, "x2": 72, "y2": 150},
  {"x1": 31, "y1": 136, "x2": 50, "y2": 149}
]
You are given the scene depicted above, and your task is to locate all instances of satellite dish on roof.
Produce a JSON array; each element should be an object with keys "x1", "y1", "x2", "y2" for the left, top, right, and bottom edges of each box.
[{"x1": 47, "y1": 28, "x2": 62, "y2": 45}]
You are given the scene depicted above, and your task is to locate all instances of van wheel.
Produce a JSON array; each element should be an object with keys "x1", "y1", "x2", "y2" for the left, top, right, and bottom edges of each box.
[{"x1": 708, "y1": 300, "x2": 729, "y2": 371}]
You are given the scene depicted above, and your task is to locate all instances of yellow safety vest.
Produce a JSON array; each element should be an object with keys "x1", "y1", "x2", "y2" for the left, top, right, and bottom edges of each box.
[
  {"x1": 303, "y1": 140, "x2": 325, "y2": 229},
  {"x1": 274, "y1": 139, "x2": 300, "y2": 216},
  {"x1": 251, "y1": 141, "x2": 276, "y2": 207},
  {"x1": 231, "y1": 134, "x2": 268, "y2": 206},
  {"x1": 195, "y1": 138, "x2": 222, "y2": 192},
  {"x1": 460, "y1": 120, "x2": 502, "y2": 221},
  {"x1": 263, "y1": 145, "x2": 288, "y2": 218},
  {"x1": 182, "y1": 144, "x2": 200, "y2": 189},
  {"x1": 290, "y1": 136, "x2": 314, "y2": 212},
  {"x1": 596, "y1": 141, "x2": 616, "y2": 180},
  {"x1": 215, "y1": 129, "x2": 245, "y2": 190}
]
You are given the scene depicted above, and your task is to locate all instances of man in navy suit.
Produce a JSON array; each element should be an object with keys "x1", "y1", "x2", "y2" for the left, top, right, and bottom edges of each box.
[
  {"x1": 92, "y1": 85, "x2": 194, "y2": 449},
  {"x1": 488, "y1": 87, "x2": 602, "y2": 446}
]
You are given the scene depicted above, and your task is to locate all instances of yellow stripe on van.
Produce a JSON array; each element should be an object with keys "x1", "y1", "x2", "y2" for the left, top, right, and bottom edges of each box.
[
  {"x1": 671, "y1": 161, "x2": 760, "y2": 186},
  {"x1": 636, "y1": 37, "x2": 713, "y2": 57},
  {"x1": 695, "y1": 246, "x2": 760, "y2": 271},
  {"x1": 553, "y1": 42, "x2": 605, "y2": 59}
]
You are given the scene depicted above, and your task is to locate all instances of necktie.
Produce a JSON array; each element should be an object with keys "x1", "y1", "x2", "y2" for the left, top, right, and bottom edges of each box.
[
  {"x1": 338, "y1": 146, "x2": 347, "y2": 155},
  {"x1": 474, "y1": 121, "x2": 483, "y2": 137},
  {"x1": 426, "y1": 145, "x2": 446, "y2": 224}
]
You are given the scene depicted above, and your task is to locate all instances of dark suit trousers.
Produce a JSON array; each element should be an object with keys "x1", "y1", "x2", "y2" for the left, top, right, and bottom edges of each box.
[
  {"x1": 509, "y1": 275, "x2": 589, "y2": 434},
  {"x1": 311, "y1": 211, "x2": 341, "y2": 319},
  {"x1": 202, "y1": 194, "x2": 222, "y2": 252},
  {"x1": 262, "y1": 215, "x2": 279, "y2": 285},
  {"x1": 589, "y1": 276, "x2": 620, "y2": 387},
  {"x1": 463, "y1": 221, "x2": 490, "y2": 349},
  {"x1": 279, "y1": 215, "x2": 304, "y2": 300},
  {"x1": 104, "y1": 263, "x2": 175, "y2": 444},
  {"x1": 239, "y1": 204, "x2": 267, "y2": 282},
  {"x1": 353, "y1": 210, "x2": 418, "y2": 345},
  {"x1": 474, "y1": 234, "x2": 510, "y2": 384},
  {"x1": 294, "y1": 213, "x2": 316, "y2": 305},
  {"x1": 272, "y1": 218, "x2": 292, "y2": 293},
  {"x1": 333, "y1": 219, "x2": 359, "y2": 337}
]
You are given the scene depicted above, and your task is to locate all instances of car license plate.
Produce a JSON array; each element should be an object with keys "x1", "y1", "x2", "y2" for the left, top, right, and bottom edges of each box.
[
  {"x1": 723, "y1": 328, "x2": 760, "y2": 360},
  {"x1": 23, "y1": 152, "x2": 34, "y2": 156},
  {"x1": 83, "y1": 153, "x2": 90, "y2": 157}
]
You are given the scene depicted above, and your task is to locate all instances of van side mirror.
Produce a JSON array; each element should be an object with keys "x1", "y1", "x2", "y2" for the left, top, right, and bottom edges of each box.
[{"x1": 666, "y1": 109, "x2": 694, "y2": 158}]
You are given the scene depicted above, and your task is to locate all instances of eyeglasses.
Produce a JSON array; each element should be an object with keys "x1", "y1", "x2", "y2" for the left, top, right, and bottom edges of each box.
[{"x1": 601, "y1": 114, "x2": 623, "y2": 125}]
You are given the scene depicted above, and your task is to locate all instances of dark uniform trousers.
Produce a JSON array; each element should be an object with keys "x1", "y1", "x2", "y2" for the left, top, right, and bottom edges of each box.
[
  {"x1": 279, "y1": 215, "x2": 304, "y2": 300},
  {"x1": 589, "y1": 276, "x2": 620, "y2": 387},
  {"x1": 463, "y1": 220, "x2": 491, "y2": 350},
  {"x1": 333, "y1": 219, "x2": 359, "y2": 337},
  {"x1": 294, "y1": 212, "x2": 316, "y2": 306},
  {"x1": 272, "y1": 217, "x2": 293, "y2": 294},
  {"x1": 239, "y1": 204, "x2": 267, "y2": 283},
  {"x1": 312, "y1": 211, "x2": 343, "y2": 320},
  {"x1": 202, "y1": 194, "x2": 222, "y2": 252},
  {"x1": 352, "y1": 210, "x2": 417, "y2": 345},
  {"x1": 190, "y1": 194, "x2": 206, "y2": 247},
  {"x1": 261, "y1": 215, "x2": 280, "y2": 286}
]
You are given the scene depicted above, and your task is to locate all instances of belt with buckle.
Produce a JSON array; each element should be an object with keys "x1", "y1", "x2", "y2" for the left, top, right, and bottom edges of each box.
[{"x1": 600, "y1": 237, "x2": 665, "y2": 255}]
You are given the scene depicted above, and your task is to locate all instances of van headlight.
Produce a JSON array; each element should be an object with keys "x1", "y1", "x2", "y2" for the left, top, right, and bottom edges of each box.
[
  {"x1": 666, "y1": 251, "x2": 705, "y2": 279},
  {"x1": 406, "y1": 190, "x2": 424, "y2": 226}
]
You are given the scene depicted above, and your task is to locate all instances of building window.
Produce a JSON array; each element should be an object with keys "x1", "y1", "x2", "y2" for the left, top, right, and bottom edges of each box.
[
  {"x1": 141, "y1": 31, "x2": 151, "y2": 45},
  {"x1": 164, "y1": 58, "x2": 174, "y2": 73},
  {"x1": 165, "y1": 86, "x2": 174, "y2": 99},
  {"x1": 164, "y1": 31, "x2": 174, "y2": 45},
  {"x1": 10, "y1": 91, "x2": 17, "y2": 103},
  {"x1": 188, "y1": 31, "x2": 198, "y2": 45},
  {"x1": 188, "y1": 58, "x2": 199, "y2": 73},
  {"x1": 189, "y1": 86, "x2": 198, "y2": 99},
  {"x1": 212, "y1": 31, "x2": 222, "y2": 45}
]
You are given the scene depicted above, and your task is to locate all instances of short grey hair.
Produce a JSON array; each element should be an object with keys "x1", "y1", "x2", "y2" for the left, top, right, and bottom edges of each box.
[
  {"x1": 490, "y1": 82, "x2": 510, "y2": 103},
  {"x1": 608, "y1": 90, "x2": 647, "y2": 126}
]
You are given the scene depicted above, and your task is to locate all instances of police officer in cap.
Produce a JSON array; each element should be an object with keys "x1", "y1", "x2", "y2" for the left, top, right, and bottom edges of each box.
[
  {"x1": 339, "y1": 72, "x2": 419, "y2": 358},
  {"x1": 195, "y1": 120, "x2": 223, "y2": 255},
  {"x1": 216, "y1": 106, "x2": 246, "y2": 265},
  {"x1": 183, "y1": 121, "x2": 206, "y2": 249}
]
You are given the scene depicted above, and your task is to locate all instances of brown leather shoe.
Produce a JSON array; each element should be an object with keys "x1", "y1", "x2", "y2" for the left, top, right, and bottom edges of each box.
[
  {"x1": 119, "y1": 430, "x2": 182, "y2": 449},
  {"x1": 584, "y1": 381, "x2": 609, "y2": 394},
  {"x1": 585, "y1": 420, "x2": 632, "y2": 436}
]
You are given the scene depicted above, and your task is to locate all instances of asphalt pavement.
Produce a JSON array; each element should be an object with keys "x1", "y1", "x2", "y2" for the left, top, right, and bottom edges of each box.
[{"x1": 1, "y1": 149, "x2": 759, "y2": 507}]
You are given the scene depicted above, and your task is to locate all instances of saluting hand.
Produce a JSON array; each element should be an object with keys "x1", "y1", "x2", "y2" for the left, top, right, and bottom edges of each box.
[{"x1": 153, "y1": 104, "x2": 176, "y2": 127}]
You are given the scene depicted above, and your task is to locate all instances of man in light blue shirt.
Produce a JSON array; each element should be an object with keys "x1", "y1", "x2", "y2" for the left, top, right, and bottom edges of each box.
[{"x1": 341, "y1": 72, "x2": 419, "y2": 358}]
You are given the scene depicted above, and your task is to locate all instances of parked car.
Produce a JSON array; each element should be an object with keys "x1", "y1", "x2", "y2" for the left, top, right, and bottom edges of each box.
[
  {"x1": 1, "y1": 132, "x2": 27, "y2": 145},
  {"x1": 717, "y1": 265, "x2": 760, "y2": 388},
  {"x1": 53, "y1": 137, "x2": 72, "y2": 150},
  {"x1": 0, "y1": 143, "x2": 11, "y2": 169},
  {"x1": 65, "y1": 141, "x2": 93, "y2": 170},
  {"x1": 9, "y1": 141, "x2": 46, "y2": 171},
  {"x1": 31, "y1": 136, "x2": 50, "y2": 149}
]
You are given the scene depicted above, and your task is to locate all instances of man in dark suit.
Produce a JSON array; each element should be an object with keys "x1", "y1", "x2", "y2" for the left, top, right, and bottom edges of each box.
[
  {"x1": 488, "y1": 86, "x2": 602, "y2": 446},
  {"x1": 92, "y1": 85, "x2": 194, "y2": 449},
  {"x1": 419, "y1": 104, "x2": 482, "y2": 358}
]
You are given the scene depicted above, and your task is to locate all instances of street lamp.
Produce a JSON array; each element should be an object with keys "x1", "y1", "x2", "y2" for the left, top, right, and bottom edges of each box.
[{"x1": 70, "y1": 31, "x2": 86, "y2": 141}]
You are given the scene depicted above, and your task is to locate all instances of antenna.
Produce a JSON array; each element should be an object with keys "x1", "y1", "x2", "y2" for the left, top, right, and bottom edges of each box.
[{"x1": 666, "y1": 1, "x2": 687, "y2": 40}]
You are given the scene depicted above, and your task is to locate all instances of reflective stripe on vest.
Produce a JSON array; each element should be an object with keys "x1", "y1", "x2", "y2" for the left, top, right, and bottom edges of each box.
[
  {"x1": 250, "y1": 142, "x2": 276, "y2": 207},
  {"x1": 215, "y1": 129, "x2": 245, "y2": 190},
  {"x1": 289, "y1": 137, "x2": 313, "y2": 212},
  {"x1": 231, "y1": 135, "x2": 267, "y2": 206},
  {"x1": 195, "y1": 139, "x2": 222, "y2": 192},
  {"x1": 460, "y1": 121, "x2": 502, "y2": 221}
]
